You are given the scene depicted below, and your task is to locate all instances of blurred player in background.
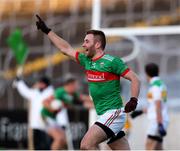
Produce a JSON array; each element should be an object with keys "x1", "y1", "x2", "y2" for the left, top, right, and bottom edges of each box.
[
  {"x1": 123, "y1": 114, "x2": 132, "y2": 137},
  {"x1": 121, "y1": 96, "x2": 132, "y2": 137},
  {"x1": 35, "y1": 15, "x2": 140, "y2": 150},
  {"x1": 145, "y1": 63, "x2": 169, "y2": 150},
  {"x1": 13, "y1": 76, "x2": 54, "y2": 150},
  {"x1": 131, "y1": 63, "x2": 169, "y2": 150},
  {"x1": 41, "y1": 75, "x2": 93, "y2": 150}
]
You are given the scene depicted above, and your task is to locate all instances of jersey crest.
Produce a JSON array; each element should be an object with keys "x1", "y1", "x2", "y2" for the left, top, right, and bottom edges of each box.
[{"x1": 102, "y1": 54, "x2": 114, "y2": 62}]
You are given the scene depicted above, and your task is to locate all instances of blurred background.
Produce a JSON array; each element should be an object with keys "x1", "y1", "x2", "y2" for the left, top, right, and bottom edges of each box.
[{"x1": 0, "y1": 0, "x2": 180, "y2": 150}]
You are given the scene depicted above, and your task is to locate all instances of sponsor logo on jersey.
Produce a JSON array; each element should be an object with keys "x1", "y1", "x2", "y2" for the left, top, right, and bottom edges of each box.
[
  {"x1": 91, "y1": 62, "x2": 96, "y2": 68},
  {"x1": 100, "y1": 62, "x2": 104, "y2": 68},
  {"x1": 87, "y1": 72, "x2": 105, "y2": 81},
  {"x1": 86, "y1": 70, "x2": 119, "y2": 82}
]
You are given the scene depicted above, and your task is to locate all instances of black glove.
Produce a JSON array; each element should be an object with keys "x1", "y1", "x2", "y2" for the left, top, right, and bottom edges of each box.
[
  {"x1": 124, "y1": 97, "x2": 138, "y2": 113},
  {"x1": 36, "y1": 14, "x2": 51, "y2": 34},
  {"x1": 158, "y1": 123, "x2": 167, "y2": 137},
  {"x1": 130, "y1": 110, "x2": 143, "y2": 119}
]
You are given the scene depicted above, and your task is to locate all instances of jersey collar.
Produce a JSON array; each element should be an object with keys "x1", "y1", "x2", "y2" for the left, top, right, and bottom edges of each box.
[
  {"x1": 92, "y1": 53, "x2": 105, "y2": 62},
  {"x1": 150, "y1": 76, "x2": 160, "y2": 84}
]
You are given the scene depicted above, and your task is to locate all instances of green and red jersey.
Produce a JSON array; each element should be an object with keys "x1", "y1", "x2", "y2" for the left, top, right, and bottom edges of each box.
[
  {"x1": 75, "y1": 52, "x2": 129, "y2": 115},
  {"x1": 41, "y1": 87, "x2": 79, "y2": 119},
  {"x1": 54, "y1": 87, "x2": 79, "y2": 104}
]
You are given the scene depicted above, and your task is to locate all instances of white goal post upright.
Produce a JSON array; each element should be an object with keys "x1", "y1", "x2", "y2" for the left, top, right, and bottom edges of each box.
[
  {"x1": 92, "y1": 0, "x2": 142, "y2": 63},
  {"x1": 92, "y1": 0, "x2": 180, "y2": 36},
  {"x1": 91, "y1": 0, "x2": 180, "y2": 64}
]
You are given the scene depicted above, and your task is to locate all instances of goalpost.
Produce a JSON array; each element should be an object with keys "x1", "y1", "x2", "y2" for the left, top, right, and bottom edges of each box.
[
  {"x1": 91, "y1": 0, "x2": 180, "y2": 62},
  {"x1": 92, "y1": 0, "x2": 180, "y2": 36}
]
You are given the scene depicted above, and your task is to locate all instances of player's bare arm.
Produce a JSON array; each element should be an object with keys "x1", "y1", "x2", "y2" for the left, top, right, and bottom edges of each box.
[
  {"x1": 155, "y1": 100, "x2": 163, "y2": 124},
  {"x1": 80, "y1": 94, "x2": 94, "y2": 109},
  {"x1": 122, "y1": 70, "x2": 141, "y2": 113},
  {"x1": 36, "y1": 15, "x2": 76, "y2": 60},
  {"x1": 123, "y1": 70, "x2": 140, "y2": 98},
  {"x1": 156, "y1": 100, "x2": 167, "y2": 137},
  {"x1": 47, "y1": 31, "x2": 76, "y2": 59}
]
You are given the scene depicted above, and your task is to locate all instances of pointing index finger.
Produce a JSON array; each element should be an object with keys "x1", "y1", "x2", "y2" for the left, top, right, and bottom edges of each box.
[{"x1": 36, "y1": 14, "x2": 42, "y2": 21}]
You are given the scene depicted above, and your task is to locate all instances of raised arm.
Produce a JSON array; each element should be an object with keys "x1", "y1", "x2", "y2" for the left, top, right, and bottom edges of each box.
[
  {"x1": 36, "y1": 15, "x2": 76, "y2": 60},
  {"x1": 47, "y1": 32, "x2": 76, "y2": 59},
  {"x1": 14, "y1": 80, "x2": 35, "y2": 100}
]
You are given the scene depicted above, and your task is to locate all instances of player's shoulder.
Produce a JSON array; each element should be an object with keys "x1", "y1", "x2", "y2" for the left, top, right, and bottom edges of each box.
[
  {"x1": 149, "y1": 82, "x2": 163, "y2": 95},
  {"x1": 78, "y1": 52, "x2": 91, "y2": 60},
  {"x1": 150, "y1": 85, "x2": 161, "y2": 92},
  {"x1": 102, "y1": 54, "x2": 121, "y2": 62},
  {"x1": 151, "y1": 79, "x2": 166, "y2": 88},
  {"x1": 55, "y1": 87, "x2": 64, "y2": 93}
]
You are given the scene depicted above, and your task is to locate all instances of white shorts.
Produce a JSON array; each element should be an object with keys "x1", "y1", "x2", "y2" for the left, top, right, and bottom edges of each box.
[
  {"x1": 45, "y1": 109, "x2": 69, "y2": 130},
  {"x1": 56, "y1": 109, "x2": 69, "y2": 127},
  {"x1": 45, "y1": 117, "x2": 59, "y2": 129},
  {"x1": 147, "y1": 120, "x2": 169, "y2": 136},
  {"x1": 96, "y1": 108, "x2": 126, "y2": 137}
]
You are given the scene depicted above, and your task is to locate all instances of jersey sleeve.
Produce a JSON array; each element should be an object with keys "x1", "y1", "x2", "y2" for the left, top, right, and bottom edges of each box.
[
  {"x1": 75, "y1": 52, "x2": 89, "y2": 67},
  {"x1": 151, "y1": 86, "x2": 162, "y2": 101},
  {"x1": 111, "y1": 57, "x2": 129, "y2": 76},
  {"x1": 74, "y1": 92, "x2": 80, "y2": 99},
  {"x1": 16, "y1": 80, "x2": 36, "y2": 100},
  {"x1": 61, "y1": 93, "x2": 73, "y2": 104},
  {"x1": 54, "y1": 88, "x2": 73, "y2": 104},
  {"x1": 54, "y1": 88, "x2": 61, "y2": 100}
]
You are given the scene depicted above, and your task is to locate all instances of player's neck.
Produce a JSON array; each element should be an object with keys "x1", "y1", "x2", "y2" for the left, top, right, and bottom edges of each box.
[
  {"x1": 64, "y1": 86, "x2": 73, "y2": 94},
  {"x1": 92, "y1": 50, "x2": 104, "y2": 61}
]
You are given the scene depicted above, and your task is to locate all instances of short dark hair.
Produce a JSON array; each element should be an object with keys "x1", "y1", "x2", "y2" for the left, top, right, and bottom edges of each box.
[
  {"x1": 86, "y1": 30, "x2": 106, "y2": 50},
  {"x1": 38, "y1": 76, "x2": 51, "y2": 86},
  {"x1": 145, "y1": 63, "x2": 159, "y2": 77},
  {"x1": 63, "y1": 75, "x2": 77, "y2": 85}
]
